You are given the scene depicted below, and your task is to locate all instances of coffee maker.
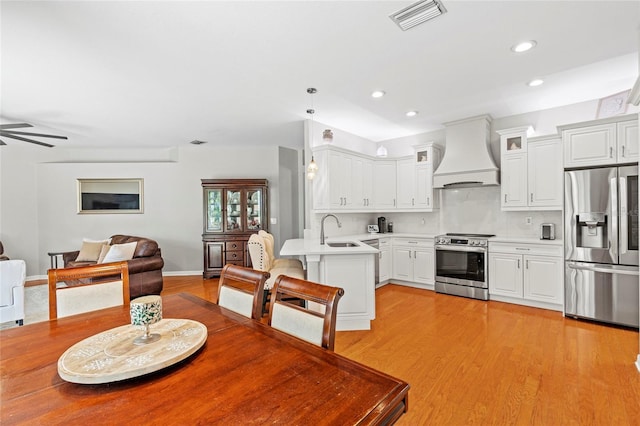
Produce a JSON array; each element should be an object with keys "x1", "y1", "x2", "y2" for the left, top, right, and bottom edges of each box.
[{"x1": 377, "y1": 217, "x2": 387, "y2": 233}]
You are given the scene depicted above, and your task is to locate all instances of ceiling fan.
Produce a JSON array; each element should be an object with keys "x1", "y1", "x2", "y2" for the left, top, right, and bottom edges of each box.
[{"x1": 0, "y1": 123, "x2": 68, "y2": 148}]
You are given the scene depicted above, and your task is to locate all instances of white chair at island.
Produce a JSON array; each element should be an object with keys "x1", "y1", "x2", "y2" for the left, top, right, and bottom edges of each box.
[{"x1": 247, "y1": 231, "x2": 305, "y2": 313}]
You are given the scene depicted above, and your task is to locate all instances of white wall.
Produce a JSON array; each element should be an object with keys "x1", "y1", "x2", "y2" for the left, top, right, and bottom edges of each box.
[{"x1": 1, "y1": 143, "x2": 298, "y2": 279}]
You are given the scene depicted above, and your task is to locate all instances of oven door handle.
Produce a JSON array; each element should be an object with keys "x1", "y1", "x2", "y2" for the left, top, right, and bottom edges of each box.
[{"x1": 435, "y1": 245, "x2": 487, "y2": 253}]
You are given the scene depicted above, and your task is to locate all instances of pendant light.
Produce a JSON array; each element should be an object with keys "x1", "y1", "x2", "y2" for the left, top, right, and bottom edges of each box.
[{"x1": 307, "y1": 88, "x2": 318, "y2": 180}]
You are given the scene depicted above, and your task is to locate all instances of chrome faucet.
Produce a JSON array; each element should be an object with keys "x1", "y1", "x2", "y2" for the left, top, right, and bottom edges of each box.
[{"x1": 320, "y1": 214, "x2": 342, "y2": 245}]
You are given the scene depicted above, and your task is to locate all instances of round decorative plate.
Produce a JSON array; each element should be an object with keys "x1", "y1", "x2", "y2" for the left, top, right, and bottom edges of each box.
[{"x1": 58, "y1": 319, "x2": 207, "y2": 384}]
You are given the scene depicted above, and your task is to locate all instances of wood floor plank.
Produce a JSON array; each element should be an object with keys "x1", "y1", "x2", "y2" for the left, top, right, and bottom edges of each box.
[{"x1": 161, "y1": 277, "x2": 640, "y2": 425}]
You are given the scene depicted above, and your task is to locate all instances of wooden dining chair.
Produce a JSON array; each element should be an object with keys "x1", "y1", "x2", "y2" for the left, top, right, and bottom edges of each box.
[
  {"x1": 48, "y1": 261, "x2": 130, "y2": 319},
  {"x1": 268, "y1": 275, "x2": 344, "y2": 350},
  {"x1": 216, "y1": 264, "x2": 270, "y2": 320}
]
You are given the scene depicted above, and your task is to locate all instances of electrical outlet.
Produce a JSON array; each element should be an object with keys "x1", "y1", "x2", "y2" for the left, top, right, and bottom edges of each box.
[
  {"x1": 525, "y1": 217, "x2": 532, "y2": 225},
  {"x1": 421, "y1": 218, "x2": 425, "y2": 225}
]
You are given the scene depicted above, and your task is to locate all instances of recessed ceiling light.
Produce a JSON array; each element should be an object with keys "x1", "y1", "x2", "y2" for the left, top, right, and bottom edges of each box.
[
  {"x1": 406, "y1": 111, "x2": 418, "y2": 117},
  {"x1": 511, "y1": 40, "x2": 537, "y2": 53},
  {"x1": 371, "y1": 90, "x2": 386, "y2": 98},
  {"x1": 527, "y1": 79, "x2": 544, "y2": 87}
]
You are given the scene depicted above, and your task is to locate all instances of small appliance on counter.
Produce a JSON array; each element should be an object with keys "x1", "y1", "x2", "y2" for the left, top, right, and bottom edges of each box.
[
  {"x1": 540, "y1": 223, "x2": 555, "y2": 240},
  {"x1": 387, "y1": 222, "x2": 393, "y2": 233},
  {"x1": 377, "y1": 217, "x2": 387, "y2": 233}
]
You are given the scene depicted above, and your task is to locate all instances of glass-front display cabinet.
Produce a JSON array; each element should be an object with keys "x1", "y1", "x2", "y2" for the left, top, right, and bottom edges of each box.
[{"x1": 201, "y1": 179, "x2": 268, "y2": 278}]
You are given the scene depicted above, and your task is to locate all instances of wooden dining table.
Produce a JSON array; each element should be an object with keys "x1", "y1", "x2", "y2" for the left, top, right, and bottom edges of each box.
[{"x1": 1, "y1": 293, "x2": 409, "y2": 425}]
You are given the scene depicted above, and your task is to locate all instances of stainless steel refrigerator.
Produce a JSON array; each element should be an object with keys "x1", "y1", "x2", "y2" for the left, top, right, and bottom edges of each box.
[{"x1": 564, "y1": 165, "x2": 639, "y2": 328}]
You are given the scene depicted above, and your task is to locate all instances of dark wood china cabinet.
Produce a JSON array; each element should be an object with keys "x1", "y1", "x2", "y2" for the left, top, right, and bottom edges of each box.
[{"x1": 201, "y1": 179, "x2": 268, "y2": 278}]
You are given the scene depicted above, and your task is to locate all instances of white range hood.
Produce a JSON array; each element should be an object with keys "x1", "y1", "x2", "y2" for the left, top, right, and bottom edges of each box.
[{"x1": 433, "y1": 115, "x2": 500, "y2": 188}]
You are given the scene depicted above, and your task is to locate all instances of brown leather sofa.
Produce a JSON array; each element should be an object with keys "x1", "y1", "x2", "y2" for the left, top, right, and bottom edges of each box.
[{"x1": 61, "y1": 235, "x2": 164, "y2": 299}]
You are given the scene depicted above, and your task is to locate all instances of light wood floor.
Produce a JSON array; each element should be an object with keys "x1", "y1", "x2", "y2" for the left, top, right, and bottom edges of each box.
[{"x1": 162, "y1": 276, "x2": 640, "y2": 425}]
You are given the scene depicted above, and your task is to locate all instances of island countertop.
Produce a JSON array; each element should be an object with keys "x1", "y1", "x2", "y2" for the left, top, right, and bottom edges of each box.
[{"x1": 280, "y1": 238, "x2": 378, "y2": 256}]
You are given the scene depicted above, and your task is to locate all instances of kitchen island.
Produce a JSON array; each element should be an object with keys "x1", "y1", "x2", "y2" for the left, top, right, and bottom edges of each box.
[{"x1": 280, "y1": 238, "x2": 377, "y2": 331}]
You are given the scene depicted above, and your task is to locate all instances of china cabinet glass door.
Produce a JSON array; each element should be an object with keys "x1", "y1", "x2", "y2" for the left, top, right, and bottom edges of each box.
[
  {"x1": 246, "y1": 188, "x2": 264, "y2": 230},
  {"x1": 205, "y1": 189, "x2": 222, "y2": 232},
  {"x1": 226, "y1": 190, "x2": 243, "y2": 232}
]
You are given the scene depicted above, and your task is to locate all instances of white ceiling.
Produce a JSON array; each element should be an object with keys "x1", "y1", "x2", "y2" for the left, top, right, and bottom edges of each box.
[{"x1": 1, "y1": 1, "x2": 638, "y2": 149}]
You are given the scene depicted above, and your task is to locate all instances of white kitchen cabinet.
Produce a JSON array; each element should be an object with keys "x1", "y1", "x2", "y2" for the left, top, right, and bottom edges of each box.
[
  {"x1": 396, "y1": 143, "x2": 441, "y2": 211},
  {"x1": 414, "y1": 246, "x2": 435, "y2": 284},
  {"x1": 373, "y1": 160, "x2": 397, "y2": 210},
  {"x1": 312, "y1": 144, "x2": 441, "y2": 213},
  {"x1": 392, "y1": 238, "x2": 434, "y2": 285},
  {"x1": 523, "y1": 255, "x2": 563, "y2": 304},
  {"x1": 327, "y1": 150, "x2": 353, "y2": 209},
  {"x1": 489, "y1": 253, "x2": 523, "y2": 298},
  {"x1": 489, "y1": 241, "x2": 563, "y2": 310},
  {"x1": 498, "y1": 127, "x2": 562, "y2": 211},
  {"x1": 378, "y1": 238, "x2": 391, "y2": 283},
  {"x1": 617, "y1": 119, "x2": 639, "y2": 163},
  {"x1": 527, "y1": 137, "x2": 563, "y2": 209},
  {"x1": 312, "y1": 146, "x2": 374, "y2": 211},
  {"x1": 415, "y1": 163, "x2": 437, "y2": 210},
  {"x1": 352, "y1": 156, "x2": 374, "y2": 209},
  {"x1": 561, "y1": 114, "x2": 638, "y2": 168},
  {"x1": 396, "y1": 158, "x2": 415, "y2": 208},
  {"x1": 501, "y1": 152, "x2": 527, "y2": 208}
]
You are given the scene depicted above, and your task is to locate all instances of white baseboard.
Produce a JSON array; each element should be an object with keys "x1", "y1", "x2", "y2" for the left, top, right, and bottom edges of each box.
[{"x1": 636, "y1": 354, "x2": 640, "y2": 373}]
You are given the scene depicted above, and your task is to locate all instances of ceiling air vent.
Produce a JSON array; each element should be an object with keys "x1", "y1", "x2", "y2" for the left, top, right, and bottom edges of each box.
[{"x1": 389, "y1": 0, "x2": 447, "y2": 31}]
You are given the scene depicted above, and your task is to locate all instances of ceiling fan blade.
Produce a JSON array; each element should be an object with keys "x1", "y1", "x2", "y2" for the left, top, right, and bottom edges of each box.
[
  {"x1": 1, "y1": 133, "x2": 54, "y2": 148},
  {"x1": 0, "y1": 130, "x2": 68, "y2": 140},
  {"x1": 0, "y1": 139, "x2": 6, "y2": 145},
  {"x1": 0, "y1": 123, "x2": 33, "y2": 130}
]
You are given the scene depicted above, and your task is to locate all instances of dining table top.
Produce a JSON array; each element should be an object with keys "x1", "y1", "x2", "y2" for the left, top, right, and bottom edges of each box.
[{"x1": 1, "y1": 292, "x2": 409, "y2": 425}]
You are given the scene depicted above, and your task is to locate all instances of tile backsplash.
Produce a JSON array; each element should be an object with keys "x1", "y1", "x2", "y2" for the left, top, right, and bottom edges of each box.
[{"x1": 439, "y1": 186, "x2": 562, "y2": 238}]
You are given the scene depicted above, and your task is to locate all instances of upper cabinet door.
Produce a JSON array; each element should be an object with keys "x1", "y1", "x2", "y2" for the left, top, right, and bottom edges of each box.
[
  {"x1": 396, "y1": 158, "x2": 415, "y2": 208},
  {"x1": 501, "y1": 153, "x2": 527, "y2": 209},
  {"x1": 373, "y1": 161, "x2": 397, "y2": 209},
  {"x1": 563, "y1": 123, "x2": 616, "y2": 168},
  {"x1": 528, "y1": 138, "x2": 562, "y2": 209},
  {"x1": 415, "y1": 164, "x2": 435, "y2": 209},
  {"x1": 617, "y1": 120, "x2": 639, "y2": 163},
  {"x1": 205, "y1": 188, "x2": 223, "y2": 232}
]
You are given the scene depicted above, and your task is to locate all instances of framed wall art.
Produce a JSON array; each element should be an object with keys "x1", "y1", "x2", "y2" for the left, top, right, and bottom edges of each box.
[
  {"x1": 77, "y1": 178, "x2": 144, "y2": 214},
  {"x1": 596, "y1": 90, "x2": 630, "y2": 119}
]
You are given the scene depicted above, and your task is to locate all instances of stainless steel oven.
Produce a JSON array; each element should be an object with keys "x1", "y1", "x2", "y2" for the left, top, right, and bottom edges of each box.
[{"x1": 435, "y1": 233, "x2": 493, "y2": 301}]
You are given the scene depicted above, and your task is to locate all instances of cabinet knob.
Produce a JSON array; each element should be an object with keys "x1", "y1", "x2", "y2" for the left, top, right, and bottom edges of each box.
[
  {"x1": 610, "y1": 147, "x2": 613, "y2": 158},
  {"x1": 622, "y1": 145, "x2": 626, "y2": 157}
]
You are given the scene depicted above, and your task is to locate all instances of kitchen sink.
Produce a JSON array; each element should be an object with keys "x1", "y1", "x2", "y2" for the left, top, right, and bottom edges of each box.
[{"x1": 326, "y1": 242, "x2": 360, "y2": 248}]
